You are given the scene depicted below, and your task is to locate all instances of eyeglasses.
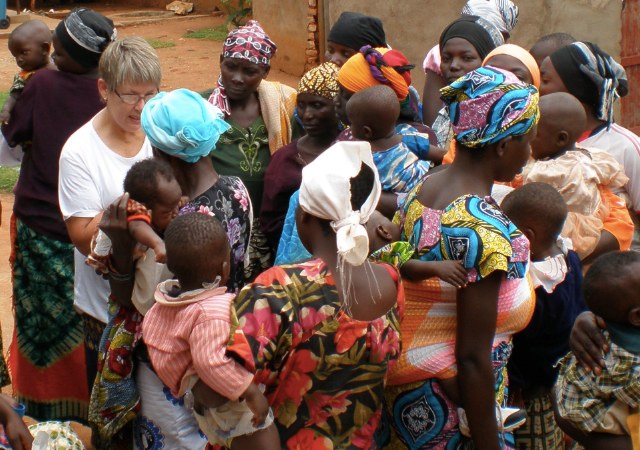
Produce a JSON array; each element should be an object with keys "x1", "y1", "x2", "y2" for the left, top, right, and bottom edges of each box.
[{"x1": 114, "y1": 90, "x2": 158, "y2": 105}]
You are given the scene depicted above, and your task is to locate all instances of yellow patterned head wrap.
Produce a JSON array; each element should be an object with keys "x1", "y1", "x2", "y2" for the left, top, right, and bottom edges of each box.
[{"x1": 297, "y1": 62, "x2": 340, "y2": 99}]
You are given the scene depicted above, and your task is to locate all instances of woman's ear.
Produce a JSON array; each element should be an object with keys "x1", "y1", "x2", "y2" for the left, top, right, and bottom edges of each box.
[
  {"x1": 97, "y1": 78, "x2": 108, "y2": 101},
  {"x1": 628, "y1": 307, "x2": 640, "y2": 328},
  {"x1": 495, "y1": 136, "x2": 513, "y2": 158},
  {"x1": 262, "y1": 65, "x2": 271, "y2": 79}
]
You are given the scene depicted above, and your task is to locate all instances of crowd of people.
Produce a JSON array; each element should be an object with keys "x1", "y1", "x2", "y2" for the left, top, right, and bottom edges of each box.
[{"x1": 0, "y1": 0, "x2": 639, "y2": 449}]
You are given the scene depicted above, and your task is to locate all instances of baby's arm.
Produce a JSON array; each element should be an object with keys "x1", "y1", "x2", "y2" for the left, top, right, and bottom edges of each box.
[
  {"x1": 0, "y1": 92, "x2": 19, "y2": 124},
  {"x1": 401, "y1": 259, "x2": 468, "y2": 288},
  {"x1": 128, "y1": 219, "x2": 165, "y2": 262}
]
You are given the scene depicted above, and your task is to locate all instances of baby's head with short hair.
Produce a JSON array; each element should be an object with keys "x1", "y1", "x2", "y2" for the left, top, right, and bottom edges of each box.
[
  {"x1": 346, "y1": 85, "x2": 400, "y2": 141},
  {"x1": 164, "y1": 213, "x2": 231, "y2": 291},
  {"x1": 530, "y1": 92, "x2": 586, "y2": 160},
  {"x1": 366, "y1": 210, "x2": 401, "y2": 253},
  {"x1": 8, "y1": 20, "x2": 52, "y2": 72},
  {"x1": 501, "y1": 182, "x2": 568, "y2": 260},
  {"x1": 529, "y1": 32, "x2": 576, "y2": 68},
  {"x1": 123, "y1": 158, "x2": 183, "y2": 232},
  {"x1": 583, "y1": 251, "x2": 640, "y2": 327}
]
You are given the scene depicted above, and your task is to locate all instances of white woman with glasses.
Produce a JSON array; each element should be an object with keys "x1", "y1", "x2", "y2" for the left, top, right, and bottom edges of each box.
[{"x1": 58, "y1": 36, "x2": 161, "y2": 446}]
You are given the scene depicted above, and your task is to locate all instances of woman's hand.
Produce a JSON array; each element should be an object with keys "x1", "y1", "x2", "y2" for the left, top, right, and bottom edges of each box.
[{"x1": 570, "y1": 311, "x2": 607, "y2": 374}]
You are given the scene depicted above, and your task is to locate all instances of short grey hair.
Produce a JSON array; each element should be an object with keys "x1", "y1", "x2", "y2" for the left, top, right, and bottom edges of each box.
[{"x1": 99, "y1": 36, "x2": 161, "y2": 91}]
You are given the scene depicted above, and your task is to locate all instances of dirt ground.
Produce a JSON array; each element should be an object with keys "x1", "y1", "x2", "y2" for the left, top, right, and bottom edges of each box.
[
  {"x1": 0, "y1": 3, "x2": 300, "y2": 92},
  {"x1": 0, "y1": 3, "x2": 301, "y2": 447}
]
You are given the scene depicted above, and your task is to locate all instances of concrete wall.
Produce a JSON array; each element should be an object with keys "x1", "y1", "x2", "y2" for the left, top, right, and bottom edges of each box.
[
  {"x1": 253, "y1": 0, "x2": 310, "y2": 75},
  {"x1": 254, "y1": 0, "x2": 622, "y2": 90}
]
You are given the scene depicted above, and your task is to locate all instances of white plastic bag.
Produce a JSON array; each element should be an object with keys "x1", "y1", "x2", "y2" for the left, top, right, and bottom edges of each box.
[{"x1": 28, "y1": 421, "x2": 85, "y2": 450}]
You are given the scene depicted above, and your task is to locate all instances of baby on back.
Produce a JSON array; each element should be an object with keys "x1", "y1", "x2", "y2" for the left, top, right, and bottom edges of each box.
[
  {"x1": 521, "y1": 92, "x2": 628, "y2": 259},
  {"x1": 1, "y1": 20, "x2": 55, "y2": 124},
  {"x1": 346, "y1": 85, "x2": 431, "y2": 194}
]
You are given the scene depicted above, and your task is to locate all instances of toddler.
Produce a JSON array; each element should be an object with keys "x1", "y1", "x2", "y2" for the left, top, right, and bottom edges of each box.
[
  {"x1": 346, "y1": 85, "x2": 431, "y2": 194},
  {"x1": 501, "y1": 182, "x2": 587, "y2": 448},
  {"x1": 1, "y1": 20, "x2": 55, "y2": 124},
  {"x1": 87, "y1": 158, "x2": 184, "y2": 272},
  {"x1": 142, "y1": 212, "x2": 279, "y2": 449},
  {"x1": 521, "y1": 92, "x2": 628, "y2": 259},
  {"x1": 555, "y1": 251, "x2": 640, "y2": 447}
]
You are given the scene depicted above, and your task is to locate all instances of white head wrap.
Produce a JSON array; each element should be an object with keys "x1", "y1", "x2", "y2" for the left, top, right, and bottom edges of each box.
[
  {"x1": 299, "y1": 141, "x2": 381, "y2": 266},
  {"x1": 462, "y1": 0, "x2": 519, "y2": 35}
]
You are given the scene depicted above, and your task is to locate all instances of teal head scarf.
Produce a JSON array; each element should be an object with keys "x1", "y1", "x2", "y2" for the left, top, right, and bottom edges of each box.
[{"x1": 141, "y1": 88, "x2": 230, "y2": 163}]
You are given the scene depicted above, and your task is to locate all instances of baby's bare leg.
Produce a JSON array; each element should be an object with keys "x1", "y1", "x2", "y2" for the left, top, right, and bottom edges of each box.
[
  {"x1": 191, "y1": 379, "x2": 228, "y2": 413},
  {"x1": 231, "y1": 424, "x2": 281, "y2": 450}
]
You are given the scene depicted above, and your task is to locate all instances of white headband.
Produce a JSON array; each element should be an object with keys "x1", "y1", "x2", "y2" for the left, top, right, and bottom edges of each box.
[{"x1": 299, "y1": 141, "x2": 381, "y2": 266}]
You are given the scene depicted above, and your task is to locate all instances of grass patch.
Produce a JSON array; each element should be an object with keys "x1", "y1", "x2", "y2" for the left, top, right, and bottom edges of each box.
[
  {"x1": 0, "y1": 166, "x2": 19, "y2": 193},
  {"x1": 184, "y1": 25, "x2": 228, "y2": 41},
  {"x1": 146, "y1": 38, "x2": 176, "y2": 49},
  {"x1": 0, "y1": 91, "x2": 7, "y2": 109}
]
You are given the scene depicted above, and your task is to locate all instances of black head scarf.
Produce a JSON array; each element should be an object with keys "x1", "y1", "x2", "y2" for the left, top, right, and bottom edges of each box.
[
  {"x1": 549, "y1": 41, "x2": 628, "y2": 124},
  {"x1": 439, "y1": 15, "x2": 504, "y2": 60},
  {"x1": 55, "y1": 8, "x2": 117, "y2": 69},
  {"x1": 328, "y1": 12, "x2": 386, "y2": 51}
]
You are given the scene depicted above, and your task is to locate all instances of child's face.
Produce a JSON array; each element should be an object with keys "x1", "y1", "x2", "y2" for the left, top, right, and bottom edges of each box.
[
  {"x1": 9, "y1": 35, "x2": 50, "y2": 72},
  {"x1": 529, "y1": 116, "x2": 556, "y2": 160},
  {"x1": 150, "y1": 176, "x2": 183, "y2": 232}
]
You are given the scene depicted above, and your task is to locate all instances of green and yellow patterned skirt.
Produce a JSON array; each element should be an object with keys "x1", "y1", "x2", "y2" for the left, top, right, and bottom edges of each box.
[{"x1": 8, "y1": 217, "x2": 88, "y2": 422}]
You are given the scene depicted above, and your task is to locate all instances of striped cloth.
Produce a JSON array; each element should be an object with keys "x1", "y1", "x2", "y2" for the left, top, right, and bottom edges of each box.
[
  {"x1": 387, "y1": 275, "x2": 534, "y2": 384},
  {"x1": 142, "y1": 281, "x2": 254, "y2": 400}
]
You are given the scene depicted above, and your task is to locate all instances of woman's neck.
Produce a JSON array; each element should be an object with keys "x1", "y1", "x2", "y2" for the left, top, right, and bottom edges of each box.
[
  {"x1": 297, "y1": 131, "x2": 339, "y2": 163},
  {"x1": 586, "y1": 114, "x2": 606, "y2": 131},
  {"x1": 447, "y1": 153, "x2": 495, "y2": 196},
  {"x1": 176, "y1": 157, "x2": 219, "y2": 200},
  {"x1": 228, "y1": 92, "x2": 261, "y2": 128},
  {"x1": 94, "y1": 109, "x2": 146, "y2": 158}
]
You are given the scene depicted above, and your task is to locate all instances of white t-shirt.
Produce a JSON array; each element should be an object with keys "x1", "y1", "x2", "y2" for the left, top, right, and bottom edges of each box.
[
  {"x1": 59, "y1": 117, "x2": 153, "y2": 322},
  {"x1": 581, "y1": 123, "x2": 640, "y2": 214}
]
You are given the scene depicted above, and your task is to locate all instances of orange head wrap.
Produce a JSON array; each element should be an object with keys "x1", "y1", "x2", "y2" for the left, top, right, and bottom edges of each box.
[
  {"x1": 483, "y1": 43, "x2": 541, "y2": 89},
  {"x1": 337, "y1": 46, "x2": 413, "y2": 101}
]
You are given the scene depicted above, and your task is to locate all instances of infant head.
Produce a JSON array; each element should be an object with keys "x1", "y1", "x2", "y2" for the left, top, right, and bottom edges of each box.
[
  {"x1": 583, "y1": 251, "x2": 640, "y2": 327},
  {"x1": 164, "y1": 213, "x2": 231, "y2": 290},
  {"x1": 9, "y1": 20, "x2": 52, "y2": 72},
  {"x1": 123, "y1": 158, "x2": 182, "y2": 233}
]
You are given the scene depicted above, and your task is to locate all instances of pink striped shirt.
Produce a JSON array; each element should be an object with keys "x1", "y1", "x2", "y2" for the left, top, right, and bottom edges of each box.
[{"x1": 142, "y1": 281, "x2": 253, "y2": 400}]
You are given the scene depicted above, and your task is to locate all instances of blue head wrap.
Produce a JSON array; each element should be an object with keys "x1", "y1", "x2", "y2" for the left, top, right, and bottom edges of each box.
[
  {"x1": 141, "y1": 89, "x2": 230, "y2": 163},
  {"x1": 440, "y1": 66, "x2": 539, "y2": 148}
]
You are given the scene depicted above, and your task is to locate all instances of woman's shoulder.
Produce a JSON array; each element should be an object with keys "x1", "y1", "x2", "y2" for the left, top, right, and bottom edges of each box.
[{"x1": 445, "y1": 194, "x2": 513, "y2": 230}]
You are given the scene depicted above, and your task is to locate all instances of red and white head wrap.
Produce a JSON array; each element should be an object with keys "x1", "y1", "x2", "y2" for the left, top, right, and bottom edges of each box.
[{"x1": 222, "y1": 20, "x2": 277, "y2": 66}]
